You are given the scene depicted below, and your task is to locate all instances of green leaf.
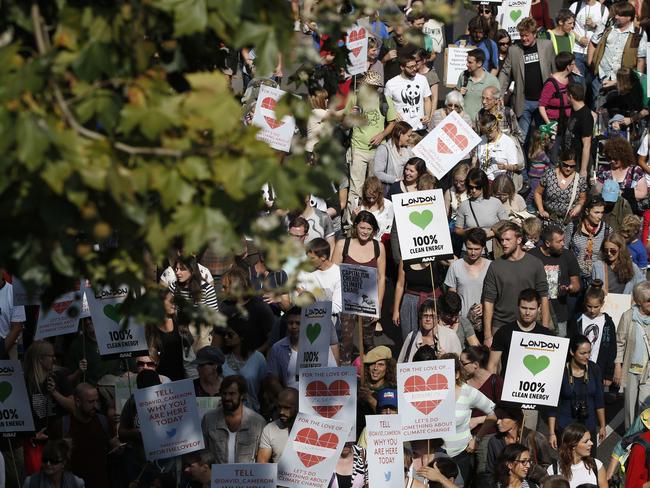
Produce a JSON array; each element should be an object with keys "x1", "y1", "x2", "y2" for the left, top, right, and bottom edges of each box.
[
  {"x1": 168, "y1": 205, "x2": 232, "y2": 253},
  {"x1": 73, "y1": 43, "x2": 115, "y2": 81},
  {"x1": 16, "y1": 113, "x2": 49, "y2": 169},
  {"x1": 151, "y1": 0, "x2": 208, "y2": 36}
]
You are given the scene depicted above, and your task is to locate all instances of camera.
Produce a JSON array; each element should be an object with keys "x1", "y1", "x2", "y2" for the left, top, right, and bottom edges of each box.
[{"x1": 572, "y1": 400, "x2": 589, "y2": 421}]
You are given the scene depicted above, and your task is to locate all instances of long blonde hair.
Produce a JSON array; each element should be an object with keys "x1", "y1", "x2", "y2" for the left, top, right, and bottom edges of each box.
[{"x1": 24, "y1": 340, "x2": 53, "y2": 393}]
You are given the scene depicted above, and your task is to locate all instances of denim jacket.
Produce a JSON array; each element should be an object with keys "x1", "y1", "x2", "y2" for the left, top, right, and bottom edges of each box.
[{"x1": 201, "y1": 405, "x2": 266, "y2": 464}]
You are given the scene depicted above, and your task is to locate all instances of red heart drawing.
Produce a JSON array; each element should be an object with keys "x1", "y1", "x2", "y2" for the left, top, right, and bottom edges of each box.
[
  {"x1": 294, "y1": 428, "x2": 339, "y2": 467},
  {"x1": 348, "y1": 27, "x2": 366, "y2": 57},
  {"x1": 52, "y1": 300, "x2": 72, "y2": 314},
  {"x1": 436, "y1": 123, "x2": 469, "y2": 154},
  {"x1": 306, "y1": 380, "x2": 350, "y2": 418},
  {"x1": 404, "y1": 374, "x2": 449, "y2": 415},
  {"x1": 260, "y1": 96, "x2": 284, "y2": 129}
]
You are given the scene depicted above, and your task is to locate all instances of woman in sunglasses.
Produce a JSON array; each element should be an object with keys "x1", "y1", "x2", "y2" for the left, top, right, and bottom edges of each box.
[
  {"x1": 590, "y1": 233, "x2": 644, "y2": 294},
  {"x1": 534, "y1": 151, "x2": 587, "y2": 231},
  {"x1": 24, "y1": 440, "x2": 85, "y2": 488},
  {"x1": 495, "y1": 30, "x2": 512, "y2": 73},
  {"x1": 431, "y1": 91, "x2": 473, "y2": 130}
]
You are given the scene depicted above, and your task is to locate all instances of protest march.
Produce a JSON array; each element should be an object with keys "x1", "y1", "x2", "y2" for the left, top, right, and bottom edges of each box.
[{"x1": 7, "y1": 0, "x2": 650, "y2": 486}]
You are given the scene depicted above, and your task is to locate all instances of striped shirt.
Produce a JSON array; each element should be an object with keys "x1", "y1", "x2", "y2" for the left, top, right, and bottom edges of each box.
[
  {"x1": 169, "y1": 281, "x2": 219, "y2": 310},
  {"x1": 443, "y1": 383, "x2": 495, "y2": 457}
]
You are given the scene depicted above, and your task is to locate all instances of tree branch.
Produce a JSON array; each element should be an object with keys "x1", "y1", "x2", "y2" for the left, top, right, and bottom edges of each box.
[{"x1": 30, "y1": 2, "x2": 184, "y2": 158}]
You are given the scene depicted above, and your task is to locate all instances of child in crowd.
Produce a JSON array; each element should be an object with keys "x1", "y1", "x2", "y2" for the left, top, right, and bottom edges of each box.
[
  {"x1": 621, "y1": 214, "x2": 648, "y2": 272},
  {"x1": 526, "y1": 129, "x2": 551, "y2": 210},
  {"x1": 522, "y1": 216, "x2": 542, "y2": 251}
]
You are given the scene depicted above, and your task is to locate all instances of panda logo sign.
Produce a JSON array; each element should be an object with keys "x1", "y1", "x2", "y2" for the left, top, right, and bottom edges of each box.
[{"x1": 400, "y1": 84, "x2": 422, "y2": 106}]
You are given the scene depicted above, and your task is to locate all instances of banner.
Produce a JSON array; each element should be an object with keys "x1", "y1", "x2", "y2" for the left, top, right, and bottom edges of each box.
[
  {"x1": 393, "y1": 189, "x2": 454, "y2": 261},
  {"x1": 251, "y1": 85, "x2": 296, "y2": 153},
  {"x1": 397, "y1": 359, "x2": 456, "y2": 441},
  {"x1": 340, "y1": 264, "x2": 379, "y2": 318},
  {"x1": 85, "y1": 285, "x2": 149, "y2": 359},
  {"x1": 134, "y1": 379, "x2": 204, "y2": 461},
  {"x1": 365, "y1": 414, "x2": 404, "y2": 487},
  {"x1": 603, "y1": 293, "x2": 632, "y2": 330},
  {"x1": 444, "y1": 45, "x2": 472, "y2": 87},
  {"x1": 413, "y1": 110, "x2": 481, "y2": 179},
  {"x1": 498, "y1": 0, "x2": 532, "y2": 40},
  {"x1": 346, "y1": 24, "x2": 369, "y2": 76},
  {"x1": 212, "y1": 463, "x2": 277, "y2": 488},
  {"x1": 298, "y1": 301, "x2": 333, "y2": 370},
  {"x1": 299, "y1": 366, "x2": 357, "y2": 441},
  {"x1": 501, "y1": 332, "x2": 569, "y2": 407},
  {"x1": 278, "y1": 413, "x2": 350, "y2": 488},
  {"x1": 0, "y1": 361, "x2": 35, "y2": 433},
  {"x1": 35, "y1": 286, "x2": 86, "y2": 340}
]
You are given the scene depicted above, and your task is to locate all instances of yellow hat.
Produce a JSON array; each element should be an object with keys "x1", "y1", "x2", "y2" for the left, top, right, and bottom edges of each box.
[{"x1": 363, "y1": 345, "x2": 392, "y2": 364}]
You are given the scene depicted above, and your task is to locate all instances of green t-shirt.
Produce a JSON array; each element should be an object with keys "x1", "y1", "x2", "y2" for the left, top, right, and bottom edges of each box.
[
  {"x1": 344, "y1": 87, "x2": 397, "y2": 151},
  {"x1": 547, "y1": 32, "x2": 573, "y2": 54}
]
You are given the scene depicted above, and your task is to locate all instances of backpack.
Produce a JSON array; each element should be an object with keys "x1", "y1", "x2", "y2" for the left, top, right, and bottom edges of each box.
[
  {"x1": 546, "y1": 77, "x2": 569, "y2": 135},
  {"x1": 610, "y1": 434, "x2": 650, "y2": 487}
]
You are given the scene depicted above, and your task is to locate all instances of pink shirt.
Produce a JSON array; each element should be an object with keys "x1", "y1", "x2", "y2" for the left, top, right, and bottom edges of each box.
[{"x1": 538, "y1": 77, "x2": 572, "y2": 121}]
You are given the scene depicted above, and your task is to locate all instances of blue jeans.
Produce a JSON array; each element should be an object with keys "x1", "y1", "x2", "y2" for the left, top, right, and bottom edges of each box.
[
  {"x1": 574, "y1": 53, "x2": 588, "y2": 87},
  {"x1": 518, "y1": 99, "x2": 541, "y2": 145}
]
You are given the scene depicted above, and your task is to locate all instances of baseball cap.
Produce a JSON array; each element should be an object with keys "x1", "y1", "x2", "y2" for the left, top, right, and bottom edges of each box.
[
  {"x1": 376, "y1": 388, "x2": 398, "y2": 410},
  {"x1": 191, "y1": 346, "x2": 225, "y2": 367},
  {"x1": 363, "y1": 345, "x2": 392, "y2": 364},
  {"x1": 602, "y1": 179, "x2": 620, "y2": 203}
]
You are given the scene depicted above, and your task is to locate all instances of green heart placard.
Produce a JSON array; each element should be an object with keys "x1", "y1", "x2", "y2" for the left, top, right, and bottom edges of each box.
[
  {"x1": 409, "y1": 210, "x2": 433, "y2": 230},
  {"x1": 306, "y1": 323, "x2": 321, "y2": 344},
  {"x1": 0, "y1": 382, "x2": 12, "y2": 403},
  {"x1": 103, "y1": 303, "x2": 124, "y2": 324},
  {"x1": 510, "y1": 9, "x2": 522, "y2": 22},
  {"x1": 523, "y1": 354, "x2": 550, "y2": 376}
]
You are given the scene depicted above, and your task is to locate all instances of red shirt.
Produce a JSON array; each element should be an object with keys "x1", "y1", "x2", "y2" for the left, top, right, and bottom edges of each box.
[{"x1": 626, "y1": 430, "x2": 650, "y2": 487}]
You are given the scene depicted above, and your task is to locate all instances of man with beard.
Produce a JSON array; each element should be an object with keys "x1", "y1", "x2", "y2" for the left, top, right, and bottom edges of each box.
[
  {"x1": 201, "y1": 375, "x2": 266, "y2": 464},
  {"x1": 529, "y1": 224, "x2": 581, "y2": 337},
  {"x1": 256, "y1": 388, "x2": 298, "y2": 463},
  {"x1": 482, "y1": 221, "x2": 550, "y2": 347},
  {"x1": 384, "y1": 54, "x2": 432, "y2": 135},
  {"x1": 64, "y1": 383, "x2": 117, "y2": 488}
]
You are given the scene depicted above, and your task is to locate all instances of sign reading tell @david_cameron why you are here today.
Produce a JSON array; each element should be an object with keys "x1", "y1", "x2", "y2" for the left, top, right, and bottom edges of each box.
[
  {"x1": 501, "y1": 332, "x2": 569, "y2": 407},
  {"x1": 212, "y1": 463, "x2": 277, "y2": 488},
  {"x1": 0, "y1": 361, "x2": 35, "y2": 434},
  {"x1": 397, "y1": 359, "x2": 456, "y2": 441},
  {"x1": 84, "y1": 284, "x2": 149, "y2": 359},
  {"x1": 278, "y1": 413, "x2": 350, "y2": 488},
  {"x1": 393, "y1": 188, "x2": 454, "y2": 262},
  {"x1": 134, "y1": 379, "x2": 204, "y2": 461},
  {"x1": 365, "y1": 414, "x2": 404, "y2": 488}
]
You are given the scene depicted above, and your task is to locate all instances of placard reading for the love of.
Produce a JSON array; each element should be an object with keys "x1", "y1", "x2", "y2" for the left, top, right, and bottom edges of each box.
[{"x1": 397, "y1": 359, "x2": 456, "y2": 441}]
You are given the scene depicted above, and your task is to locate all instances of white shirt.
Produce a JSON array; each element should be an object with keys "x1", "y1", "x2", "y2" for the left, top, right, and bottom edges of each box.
[
  {"x1": 227, "y1": 431, "x2": 237, "y2": 464},
  {"x1": 592, "y1": 22, "x2": 648, "y2": 80},
  {"x1": 637, "y1": 134, "x2": 650, "y2": 186},
  {"x1": 0, "y1": 282, "x2": 25, "y2": 339},
  {"x1": 298, "y1": 264, "x2": 343, "y2": 315},
  {"x1": 580, "y1": 314, "x2": 606, "y2": 363},
  {"x1": 547, "y1": 459, "x2": 602, "y2": 487},
  {"x1": 398, "y1": 326, "x2": 462, "y2": 362},
  {"x1": 475, "y1": 133, "x2": 519, "y2": 181},
  {"x1": 570, "y1": 1, "x2": 609, "y2": 55},
  {"x1": 384, "y1": 74, "x2": 432, "y2": 131}
]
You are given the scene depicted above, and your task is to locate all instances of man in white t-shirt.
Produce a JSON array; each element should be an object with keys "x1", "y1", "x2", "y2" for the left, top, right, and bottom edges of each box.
[
  {"x1": 0, "y1": 270, "x2": 25, "y2": 360},
  {"x1": 300, "y1": 238, "x2": 342, "y2": 316},
  {"x1": 256, "y1": 387, "x2": 298, "y2": 463},
  {"x1": 569, "y1": 0, "x2": 608, "y2": 81},
  {"x1": 384, "y1": 54, "x2": 433, "y2": 133}
]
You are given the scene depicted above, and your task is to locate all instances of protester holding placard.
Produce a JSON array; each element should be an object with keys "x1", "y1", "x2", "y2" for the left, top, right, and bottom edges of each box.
[
  {"x1": 431, "y1": 91, "x2": 474, "y2": 130},
  {"x1": 386, "y1": 157, "x2": 429, "y2": 202},
  {"x1": 547, "y1": 335, "x2": 606, "y2": 452}
]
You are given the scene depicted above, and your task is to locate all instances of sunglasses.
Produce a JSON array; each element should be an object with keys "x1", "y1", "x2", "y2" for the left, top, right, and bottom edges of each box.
[
  {"x1": 499, "y1": 41, "x2": 511, "y2": 46},
  {"x1": 137, "y1": 361, "x2": 156, "y2": 368},
  {"x1": 42, "y1": 458, "x2": 64, "y2": 465},
  {"x1": 446, "y1": 104, "x2": 461, "y2": 109},
  {"x1": 605, "y1": 248, "x2": 619, "y2": 255},
  {"x1": 562, "y1": 162, "x2": 577, "y2": 169}
]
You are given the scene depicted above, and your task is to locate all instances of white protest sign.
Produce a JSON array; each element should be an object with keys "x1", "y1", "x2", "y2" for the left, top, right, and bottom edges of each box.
[
  {"x1": 298, "y1": 301, "x2": 333, "y2": 370},
  {"x1": 365, "y1": 414, "x2": 404, "y2": 487},
  {"x1": 197, "y1": 396, "x2": 221, "y2": 420},
  {"x1": 346, "y1": 24, "x2": 369, "y2": 76},
  {"x1": 0, "y1": 361, "x2": 35, "y2": 433},
  {"x1": 340, "y1": 264, "x2": 379, "y2": 318},
  {"x1": 85, "y1": 285, "x2": 149, "y2": 359},
  {"x1": 603, "y1": 293, "x2": 632, "y2": 330},
  {"x1": 35, "y1": 286, "x2": 86, "y2": 340},
  {"x1": 134, "y1": 379, "x2": 204, "y2": 461},
  {"x1": 501, "y1": 332, "x2": 569, "y2": 407},
  {"x1": 444, "y1": 45, "x2": 472, "y2": 87},
  {"x1": 278, "y1": 413, "x2": 350, "y2": 488},
  {"x1": 393, "y1": 189, "x2": 454, "y2": 262},
  {"x1": 397, "y1": 359, "x2": 456, "y2": 441},
  {"x1": 498, "y1": 0, "x2": 532, "y2": 40},
  {"x1": 212, "y1": 463, "x2": 277, "y2": 488},
  {"x1": 413, "y1": 110, "x2": 481, "y2": 180},
  {"x1": 252, "y1": 85, "x2": 296, "y2": 153},
  {"x1": 299, "y1": 366, "x2": 357, "y2": 441}
]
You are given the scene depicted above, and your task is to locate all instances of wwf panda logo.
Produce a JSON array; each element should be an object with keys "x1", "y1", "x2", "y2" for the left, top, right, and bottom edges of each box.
[{"x1": 400, "y1": 84, "x2": 421, "y2": 106}]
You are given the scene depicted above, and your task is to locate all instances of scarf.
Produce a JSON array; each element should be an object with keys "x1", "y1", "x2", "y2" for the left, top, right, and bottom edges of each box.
[
  {"x1": 385, "y1": 140, "x2": 413, "y2": 179},
  {"x1": 633, "y1": 305, "x2": 650, "y2": 326},
  {"x1": 582, "y1": 220, "x2": 600, "y2": 267}
]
